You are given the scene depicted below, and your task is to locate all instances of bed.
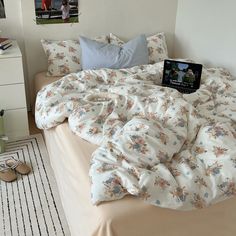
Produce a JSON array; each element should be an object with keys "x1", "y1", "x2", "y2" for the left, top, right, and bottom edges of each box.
[{"x1": 34, "y1": 64, "x2": 236, "y2": 236}]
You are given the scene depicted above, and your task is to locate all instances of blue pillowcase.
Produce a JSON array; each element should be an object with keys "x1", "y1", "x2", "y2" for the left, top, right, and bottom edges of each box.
[{"x1": 79, "y1": 35, "x2": 149, "y2": 70}]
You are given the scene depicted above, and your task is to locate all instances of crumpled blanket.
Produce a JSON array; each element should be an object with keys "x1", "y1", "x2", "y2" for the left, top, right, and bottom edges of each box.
[{"x1": 35, "y1": 61, "x2": 236, "y2": 210}]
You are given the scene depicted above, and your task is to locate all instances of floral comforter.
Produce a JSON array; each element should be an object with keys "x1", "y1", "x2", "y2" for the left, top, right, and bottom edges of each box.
[{"x1": 35, "y1": 61, "x2": 236, "y2": 210}]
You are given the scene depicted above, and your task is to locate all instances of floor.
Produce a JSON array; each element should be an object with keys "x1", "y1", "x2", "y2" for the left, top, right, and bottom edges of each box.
[{"x1": 28, "y1": 112, "x2": 41, "y2": 135}]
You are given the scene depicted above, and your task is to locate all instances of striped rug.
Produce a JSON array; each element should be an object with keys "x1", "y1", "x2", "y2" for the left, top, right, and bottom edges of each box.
[{"x1": 0, "y1": 134, "x2": 70, "y2": 236}]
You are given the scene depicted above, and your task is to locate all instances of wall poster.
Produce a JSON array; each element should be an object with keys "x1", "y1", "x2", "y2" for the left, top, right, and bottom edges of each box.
[
  {"x1": 34, "y1": 0, "x2": 79, "y2": 24},
  {"x1": 0, "y1": 0, "x2": 6, "y2": 19}
]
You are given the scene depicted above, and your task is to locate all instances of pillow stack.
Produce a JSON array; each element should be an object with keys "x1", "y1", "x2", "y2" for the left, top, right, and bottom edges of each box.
[
  {"x1": 79, "y1": 34, "x2": 149, "y2": 70},
  {"x1": 109, "y1": 32, "x2": 168, "y2": 64},
  {"x1": 41, "y1": 36, "x2": 109, "y2": 76},
  {"x1": 41, "y1": 33, "x2": 168, "y2": 77}
]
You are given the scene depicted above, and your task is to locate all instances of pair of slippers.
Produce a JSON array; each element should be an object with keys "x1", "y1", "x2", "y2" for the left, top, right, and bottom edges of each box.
[{"x1": 0, "y1": 157, "x2": 31, "y2": 182}]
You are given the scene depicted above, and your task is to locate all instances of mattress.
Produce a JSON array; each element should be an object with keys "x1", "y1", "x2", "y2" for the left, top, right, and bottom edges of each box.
[
  {"x1": 35, "y1": 72, "x2": 236, "y2": 236},
  {"x1": 44, "y1": 123, "x2": 236, "y2": 236}
]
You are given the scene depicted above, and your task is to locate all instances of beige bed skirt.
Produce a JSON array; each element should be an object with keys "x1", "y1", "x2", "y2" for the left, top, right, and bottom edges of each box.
[{"x1": 44, "y1": 123, "x2": 236, "y2": 236}]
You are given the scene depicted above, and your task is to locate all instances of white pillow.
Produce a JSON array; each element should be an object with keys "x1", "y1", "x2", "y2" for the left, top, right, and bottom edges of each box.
[
  {"x1": 109, "y1": 32, "x2": 168, "y2": 64},
  {"x1": 41, "y1": 35, "x2": 109, "y2": 76}
]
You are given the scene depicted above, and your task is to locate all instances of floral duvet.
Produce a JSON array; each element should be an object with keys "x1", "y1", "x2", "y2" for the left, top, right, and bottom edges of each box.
[{"x1": 35, "y1": 61, "x2": 236, "y2": 210}]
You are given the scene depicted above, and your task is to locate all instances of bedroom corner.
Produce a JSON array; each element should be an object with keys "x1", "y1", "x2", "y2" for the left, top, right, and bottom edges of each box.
[{"x1": 1, "y1": 1, "x2": 236, "y2": 236}]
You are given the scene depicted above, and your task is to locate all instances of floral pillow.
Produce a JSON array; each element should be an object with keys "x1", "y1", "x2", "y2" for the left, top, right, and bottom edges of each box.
[
  {"x1": 109, "y1": 32, "x2": 168, "y2": 64},
  {"x1": 41, "y1": 35, "x2": 109, "y2": 76}
]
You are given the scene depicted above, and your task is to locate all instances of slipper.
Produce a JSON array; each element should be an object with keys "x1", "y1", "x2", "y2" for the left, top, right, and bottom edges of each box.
[
  {"x1": 0, "y1": 162, "x2": 17, "y2": 182},
  {"x1": 6, "y1": 157, "x2": 31, "y2": 175}
]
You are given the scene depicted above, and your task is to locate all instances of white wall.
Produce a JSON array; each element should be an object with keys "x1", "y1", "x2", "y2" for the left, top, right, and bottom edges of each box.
[
  {"x1": 2, "y1": 0, "x2": 177, "y2": 109},
  {"x1": 22, "y1": 0, "x2": 178, "y2": 84},
  {"x1": 174, "y1": 0, "x2": 236, "y2": 76}
]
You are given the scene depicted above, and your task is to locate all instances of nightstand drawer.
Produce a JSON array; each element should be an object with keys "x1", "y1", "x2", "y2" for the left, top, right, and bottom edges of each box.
[
  {"x1": 0, "y1": 84, "x2": 27, "y2": 110},
  {"x1": 0, "y1": 57, "x2": 24, "y2": 85},
  {"x1": 4, "y1": 108, "x2": 29, "y2": 139}
]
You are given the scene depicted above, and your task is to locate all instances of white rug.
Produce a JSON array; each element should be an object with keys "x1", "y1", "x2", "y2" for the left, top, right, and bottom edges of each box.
[{"x1": 0, "y1": 134, "x2": 71, "y2": 236}]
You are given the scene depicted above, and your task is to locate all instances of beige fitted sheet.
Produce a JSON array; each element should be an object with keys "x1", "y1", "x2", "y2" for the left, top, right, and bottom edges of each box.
[{"x1": 44, "y1": 123, "x2": 236, "y2": 236}]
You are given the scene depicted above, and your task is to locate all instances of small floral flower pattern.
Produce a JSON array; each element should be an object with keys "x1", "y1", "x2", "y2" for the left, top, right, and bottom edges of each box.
[
  {"x1": 218, "y1": 179, "x2": 236, "y2": 197},
  {"x1": 171, "y1": 186, "x2": 189, "y2": 202},
  {"x1": 35, "y1": 60, "x2": 236, "y2": 211},
  {"x1": 191, "y1": 193, "x2": 206, "y2": 209},
  {"x1": 41, "y1": 39, "x2": 81, "y2": 76},
  {"x1": 205, "y1": 161, "x2": 223, "y2": 176},
  {"x1": 128, "y1": 135, "x2": 148, "y2": 155},
  {"x1": 155, "y1": 177, "x2": 170, "y2": 190},
  {"x1": 103, "y1": 174, "x2": 127, "y2": 198}
]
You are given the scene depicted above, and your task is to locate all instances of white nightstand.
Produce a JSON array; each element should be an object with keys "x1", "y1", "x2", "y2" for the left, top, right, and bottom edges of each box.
[{"x1": 0, "y1": 40, "x2": 29, "y2": 139}]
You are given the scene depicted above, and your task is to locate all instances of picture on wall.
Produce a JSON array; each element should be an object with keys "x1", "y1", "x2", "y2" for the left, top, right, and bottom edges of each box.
[
  {"x1": 34, "y1": 0, "x2": 79, "y2": 24},
  {"x1": 0, "y1": 0, "x2": 6, "y2": 19}
]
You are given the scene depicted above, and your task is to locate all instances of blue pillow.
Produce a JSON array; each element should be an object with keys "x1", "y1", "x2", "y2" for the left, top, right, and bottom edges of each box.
[{"x1": 79, "y1": 35, "x2": 149, "y2": 70}]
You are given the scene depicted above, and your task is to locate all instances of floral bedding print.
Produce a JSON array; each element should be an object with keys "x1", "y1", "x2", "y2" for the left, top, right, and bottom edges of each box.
[{"x1": 35, "y1": 61, "x2": 236, "y2": 210}]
